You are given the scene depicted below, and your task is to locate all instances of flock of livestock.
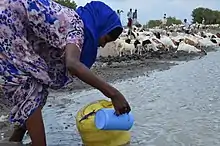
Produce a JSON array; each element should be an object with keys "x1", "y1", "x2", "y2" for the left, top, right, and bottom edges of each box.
[{"x1": 111, "y1": 24, "x2": 220, "y2": 57}]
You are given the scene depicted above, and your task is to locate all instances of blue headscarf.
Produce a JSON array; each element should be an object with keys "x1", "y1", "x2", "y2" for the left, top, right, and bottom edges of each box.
[{"x1": 76, "y1": 1, "x2": 122, "y2": 68}]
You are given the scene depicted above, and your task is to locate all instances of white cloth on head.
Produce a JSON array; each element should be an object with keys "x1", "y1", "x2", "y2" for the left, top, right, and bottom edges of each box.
[{"x1": 127, "y1": 11, "x2": 133, "y2": 19}]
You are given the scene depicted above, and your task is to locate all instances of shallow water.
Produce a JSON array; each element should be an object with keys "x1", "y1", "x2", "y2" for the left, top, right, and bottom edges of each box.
[{"x1": 26, "y1": 50, "x2": 220, "y2": 146}]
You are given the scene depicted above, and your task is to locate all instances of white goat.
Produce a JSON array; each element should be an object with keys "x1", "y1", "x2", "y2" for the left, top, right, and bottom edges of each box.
[
  {"x1": 160, "y1": 35, "x2": 177, "y2": 49},
  {"x1": 176, "y1": 41, "x2": 201, "y2": 53},
  {"x1": 114, "y1": 39, "x2": 136, "y2": 57},
  {"x1": 198, "y1": 38, "x2": 217, "y2": 48}
]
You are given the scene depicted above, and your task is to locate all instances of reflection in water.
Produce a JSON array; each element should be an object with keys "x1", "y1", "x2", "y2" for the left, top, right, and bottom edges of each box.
[{"x1": 26, "y1": 51, "x2": 220, "y2": 146}]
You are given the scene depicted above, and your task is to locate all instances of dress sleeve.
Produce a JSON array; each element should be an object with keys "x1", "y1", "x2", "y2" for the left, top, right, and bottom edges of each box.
[{"x1": 24, "y1": 0, "x2": 84, "y2": 50}]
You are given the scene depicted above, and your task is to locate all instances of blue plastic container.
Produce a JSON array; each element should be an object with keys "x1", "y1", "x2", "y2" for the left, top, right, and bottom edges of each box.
[{"x1": 94, "y1": 108, "x2": 134, "y2": 131}]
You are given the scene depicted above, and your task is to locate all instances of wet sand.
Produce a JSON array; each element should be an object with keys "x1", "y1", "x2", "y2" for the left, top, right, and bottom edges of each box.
[{"x1": 54, "y1": 44, "x2": 215, "y2": 93}]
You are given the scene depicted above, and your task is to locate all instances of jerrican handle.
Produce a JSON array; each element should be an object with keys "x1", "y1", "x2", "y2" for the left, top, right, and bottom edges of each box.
[{"x1": 79, "y1": 110, "x2": 96, "y2": 122}]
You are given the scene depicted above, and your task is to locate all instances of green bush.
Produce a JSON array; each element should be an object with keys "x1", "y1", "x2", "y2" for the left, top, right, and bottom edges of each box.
[
  {"x1": 192, "y1": 7, "x2": 220, "y2": 24},
  {"x1": 147, "y1": 17, "x2": 182, "y2": 28},
  {"x1": 55, "y1": 0, "x2": 77, "y2": 10}
]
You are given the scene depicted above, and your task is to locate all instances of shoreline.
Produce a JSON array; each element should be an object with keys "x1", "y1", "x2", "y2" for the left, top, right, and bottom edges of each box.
[
  {"x1": 52, "y1": 47, "x2": 216, "y2": 93},
  {"x1": 0, "y1": 49, "x2": 218, "y2": 145},
  {"x1": 0, "y1": 46, "x2": 219, "y2": 146}
]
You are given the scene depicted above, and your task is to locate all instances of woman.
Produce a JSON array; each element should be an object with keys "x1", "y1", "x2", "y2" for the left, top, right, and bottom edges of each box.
[{"x1": 0, "y1": 0, "x2": 131, "y2": 145}]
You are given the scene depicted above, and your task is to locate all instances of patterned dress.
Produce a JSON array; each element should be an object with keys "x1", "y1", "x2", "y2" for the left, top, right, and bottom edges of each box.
[{"x1": 0, "y1": 0, "x2": 84, "y2": 125}]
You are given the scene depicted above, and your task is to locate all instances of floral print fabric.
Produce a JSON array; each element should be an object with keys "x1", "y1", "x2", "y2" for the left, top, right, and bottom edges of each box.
[{"x1": 0, "y1": 0, "x2": 84, "y2": 125}]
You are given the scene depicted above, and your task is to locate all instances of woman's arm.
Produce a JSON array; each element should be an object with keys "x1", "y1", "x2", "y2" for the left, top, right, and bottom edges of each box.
[
  {"x1": 65, "y1": 44, "x2": 118, "y2": 97},
  {"x1": 65, "y1": 44, "x2": 131, "y2": 115}
]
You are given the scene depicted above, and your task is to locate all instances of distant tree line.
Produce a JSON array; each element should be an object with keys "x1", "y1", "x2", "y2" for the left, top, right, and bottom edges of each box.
[
  {"x1": 55, "y1": 0, "x2": 77, "y2": 9},
  {"x1": 46, "y1": 2, "x2": 220, "y2": 28},
  {"x1": 145, "y1": 7, "x2": 220, "y2": 28},
  {"x1": 146, "y1": 17, "x2": 182, "y2": 28},
  {"x1": 192, "y1": 7, "x2": 220, "y2": 24}
]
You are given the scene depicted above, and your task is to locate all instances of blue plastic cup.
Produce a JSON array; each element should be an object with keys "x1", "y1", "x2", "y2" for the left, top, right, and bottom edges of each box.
[{"x1": 94, "y1": 108, "x2": 134, "y2": 131}]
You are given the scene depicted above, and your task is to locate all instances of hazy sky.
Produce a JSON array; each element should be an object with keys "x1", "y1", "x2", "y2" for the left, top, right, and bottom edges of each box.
[{"x1": 74, "y1": 0, "x2": 220, "y2": 25}]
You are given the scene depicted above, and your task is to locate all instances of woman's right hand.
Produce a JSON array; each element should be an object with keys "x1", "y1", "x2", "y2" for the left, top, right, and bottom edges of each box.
[
  {"x1": 65, "y1": 44, "x2": 131, "y2": 115},
  {"x1": 109, "y1": 90, "x2": 131, "y2": 115}
]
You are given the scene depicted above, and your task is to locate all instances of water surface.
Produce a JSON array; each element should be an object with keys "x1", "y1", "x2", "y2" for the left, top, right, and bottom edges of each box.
[{"x1": 32, "y1": 51, "x2": 220, "y2": 146}]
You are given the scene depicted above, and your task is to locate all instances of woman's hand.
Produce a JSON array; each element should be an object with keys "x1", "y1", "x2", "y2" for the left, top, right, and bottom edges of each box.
[
  {"x1": 109, "y1": 89, "x2": 131, "y2": 115},
  {"x1": 64, "y1": 44, "x2": 131, "y2": 115}
]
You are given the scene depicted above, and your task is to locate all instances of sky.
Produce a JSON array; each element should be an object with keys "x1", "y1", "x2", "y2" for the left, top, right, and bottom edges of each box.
[{"x1": 74, "y1": 0, "x2": 220, "y2": 25}]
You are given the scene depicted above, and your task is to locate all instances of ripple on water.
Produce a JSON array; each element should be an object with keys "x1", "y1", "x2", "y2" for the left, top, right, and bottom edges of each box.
[{"x1": 25, "y1": 51, "x2": 220, "y2": 146}]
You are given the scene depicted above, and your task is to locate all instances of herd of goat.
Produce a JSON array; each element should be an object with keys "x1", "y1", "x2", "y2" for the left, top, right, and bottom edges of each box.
[{"x1": 110, "y1": 25, "x2": 220, "y2": 57}]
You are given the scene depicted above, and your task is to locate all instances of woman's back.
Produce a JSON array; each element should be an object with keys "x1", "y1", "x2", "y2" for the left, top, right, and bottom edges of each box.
[{"x1": 0, "y1": 0, "x2": 84, "y2": 87}]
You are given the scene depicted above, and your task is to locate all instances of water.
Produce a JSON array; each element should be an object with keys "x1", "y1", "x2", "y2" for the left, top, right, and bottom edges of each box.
[{"x1": 32, "y1": 51, "x2": 220, "y2": 145}]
